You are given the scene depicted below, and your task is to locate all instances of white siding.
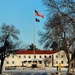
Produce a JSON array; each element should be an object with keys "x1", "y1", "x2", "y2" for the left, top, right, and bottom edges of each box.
[{"x1": 3, "y1": 50, "x2": 71, "y2": 68}]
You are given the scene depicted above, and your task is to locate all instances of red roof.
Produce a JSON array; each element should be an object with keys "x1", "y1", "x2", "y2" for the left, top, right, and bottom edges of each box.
[{"x1": 15, "y1": 50, "x2": 59, "y2": 54}]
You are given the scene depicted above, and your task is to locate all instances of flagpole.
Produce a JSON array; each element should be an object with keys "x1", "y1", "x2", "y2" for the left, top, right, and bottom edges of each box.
[
  {"x1": 33, "y1": 8, "x2": 44, "y2": 57},
  {"x1": 33, "y1": 7, "x2": 35, "y2": 56}
]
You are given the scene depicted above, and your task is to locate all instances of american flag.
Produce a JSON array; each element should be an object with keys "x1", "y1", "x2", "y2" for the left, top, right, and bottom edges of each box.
[{"x1": 35, "y1": 10, "x2": 44, "y2": 18}]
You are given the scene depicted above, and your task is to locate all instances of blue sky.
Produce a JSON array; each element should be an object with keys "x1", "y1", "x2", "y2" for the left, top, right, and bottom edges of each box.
[{"x1": 0, "y1": 0, "x2": 47, "y2": 49}]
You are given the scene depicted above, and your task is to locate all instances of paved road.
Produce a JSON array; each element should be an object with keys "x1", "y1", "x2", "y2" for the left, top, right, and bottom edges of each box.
[{"x1": 2, "y1": 68, "x2": 74, "y2": 75}]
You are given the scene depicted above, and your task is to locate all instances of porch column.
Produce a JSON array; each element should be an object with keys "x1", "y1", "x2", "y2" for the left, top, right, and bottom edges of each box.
[{"x1": 42, "y1": 60, "x2": 44, "y2": 68}]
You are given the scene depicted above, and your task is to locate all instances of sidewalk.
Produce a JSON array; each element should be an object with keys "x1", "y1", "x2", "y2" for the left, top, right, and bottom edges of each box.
[{"x1": 2, "y1": 68, "x2": 75, "y2": 75}]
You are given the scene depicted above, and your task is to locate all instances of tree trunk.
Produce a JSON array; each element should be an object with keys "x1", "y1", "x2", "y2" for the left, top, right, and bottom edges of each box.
[
  {"x1": 0, "y1": 58, "x2": 5, "y2": 74},
  {"x1": 67, "y1": 61, "x2": 71, "y2": 75},
  {"x1": 67, "y1": 59, "x2": 74, "y2": 74},
  {"x1": 68, "y1": 60, "x2": 74, "y2": 74},
  {"x1": 65, "y1": 49, "x2": 71, "y2": 75}
]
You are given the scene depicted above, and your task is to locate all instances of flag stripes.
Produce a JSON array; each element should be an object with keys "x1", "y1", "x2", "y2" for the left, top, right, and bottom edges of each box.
[{"x1": 35, "y1": 10, "x2": 44, "y2": 18}]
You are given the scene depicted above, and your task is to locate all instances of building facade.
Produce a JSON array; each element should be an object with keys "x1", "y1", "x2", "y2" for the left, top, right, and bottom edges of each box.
[{"x1": 3, "y1": 50, "x2": 69, "y2": 69}]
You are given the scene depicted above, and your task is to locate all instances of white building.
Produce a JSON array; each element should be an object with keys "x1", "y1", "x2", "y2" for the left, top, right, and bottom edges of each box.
[{"x1": 3, "y1": 50, "x2": 69, "y2": 69}]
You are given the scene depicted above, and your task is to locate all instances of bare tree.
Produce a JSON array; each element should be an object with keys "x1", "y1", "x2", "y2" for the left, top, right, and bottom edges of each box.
[
  {"x1": 0, "y1": 23, "x2": 20, "y2": 74},
  {"x1": 39, "y1": 0, "x2": 75, "y2": 74},
  {"x1": 43, "y1": 56, "x2": 51, "y2": 67}
]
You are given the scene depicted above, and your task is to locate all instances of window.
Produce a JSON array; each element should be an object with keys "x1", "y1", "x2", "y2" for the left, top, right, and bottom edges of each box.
[
  {"x1": 23, "y1": 61, "x2": 27, "y2": 63},
  {"x1": 61, "y1": 61, "x2": 63, "y2": 64},
  {"x1": 12, "y1": 61, "x2": 14, "y2": 64},
  {"x1": 44, "y1": 55, "x2": 46, "y2": 58},
  {"x1": 49, "y1": 55, "x2": 51, "y2": 58},
  {"x1": 29, "y1": 56, "x2": 31, "y2": 58},
  {"x1": 39, "y1": 61, "x2": 42, "y2": 64},
  {"x1": 19, "y1": 55, "x2": 21, "y2": 58},
  {"x1": 34, "y1": 55, "x2": 36, "y2": 58},
  {"x1": 7, "y1": 56, "x2": 9, "y2": 58},
  {"x1": 24, "y1": 56, "x2": 26, "y2": 58},
  {"x1": 56, "y1": 61, "x2": 58, "y2": 64},
  {"x1": 56, "y1": 55, "x2": 58, "y2": 58},
  {"x1": 28, "y1": 61, "x2": 31, "y2": 64},
  {"x1": 6, "y1": 61, "x2": 9, "y2": 64},
  {"x1": 12, "y1": 55, "x2": 14, "y2": 58},
  {"x1": 61, "y1": 55, "x2": 63, "y2": 58},
  {"x1": 39, "y1": 56, "x2": 42, "y2": 58}
]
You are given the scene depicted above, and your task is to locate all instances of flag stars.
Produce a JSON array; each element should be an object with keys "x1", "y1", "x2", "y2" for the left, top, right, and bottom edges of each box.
[{"x1": 35, "y1": 9, "x2": 44, "y2": 18}]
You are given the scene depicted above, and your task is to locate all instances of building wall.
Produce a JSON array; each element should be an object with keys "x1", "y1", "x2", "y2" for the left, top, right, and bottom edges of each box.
[
  {"x1": 53, "y1": 51, "x2": 68, "y2": 67},
  {"x1": 3, "y1": 50, "x2": 71, "y2": 68},
  {"x1": 4, "y1": 54, "x2": 52, "y2": 68}
]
